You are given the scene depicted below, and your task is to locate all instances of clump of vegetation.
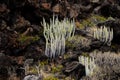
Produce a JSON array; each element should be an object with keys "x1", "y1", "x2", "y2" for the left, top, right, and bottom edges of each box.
[
  {"x1": 81, "y1": 52, "x2": 90, "y2": 57},
  {"x1": 26, "y1": 66, "x2": 39, "y2": 74},
  {"x1": 51, "y1": 65, "x2": 63, "y2": 73},
  {"x1": 44, "y1": 76, "x2": 59, "y2": 80},
  {"x1": 63, "y1": 53, "x2": 72, "y2": 59},
  {"x1": 66, "y1": 35, "x2": 91, "y2": 49},
  {"x1": 42, "y1": 15, "x2": 75, "y2": 58},
  {"x1": 64, "y1": 77, "x2": 75, "y2": 80},
  {"x1": 78, "y1": 14, "x2": 107, "y2": 29},
  {"x1": 75, "y1": 21, "x2": 84, "y2": 29},
  {"x1": 38, "y1": 60, "x2": 48, "y2": 67},
  {"x1": 92, "y1": 26, "x2": 113, "y2": 46},
  {"x1": 17, "y1": 34, "x2": 40, "y2": 44}
]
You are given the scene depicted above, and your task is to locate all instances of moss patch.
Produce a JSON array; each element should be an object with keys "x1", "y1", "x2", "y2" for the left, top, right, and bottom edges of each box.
[
  {"x1": 38, "y1": 60, "x2": 48, "y2": 67},
  {"x1": 66, "y1": 35, "x2": 90, "y2": 49},
  {"x1": 44, "y1": 76, "x2": 59, "y2": 80},
  {"x1": 17, "y1": 35, "x2": 40, "y2": 44},
  {"x1": 51, "y1": 65, "x2": 63, "y2": 73},
  {"x1": 78, "y1": 14, "x2": 107, "y2": 29}
]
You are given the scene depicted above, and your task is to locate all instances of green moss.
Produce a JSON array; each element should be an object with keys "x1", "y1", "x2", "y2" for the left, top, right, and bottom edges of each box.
[
  {"x1": 64, "y1": 53, "x2": 71, "y2": 59},
  {"x1": 66, "y1": 35, "x2": 80, "y2": 49},
  {"x1": 82, "y1": 19, "x2": 95, "y2": 27},
  {"x1": 17, "y1": 35, "x2": 40, "y2": 44},
  {"x1": 28, "y1": 66, "x2": 38, "y2": 74},
  {"x1": 64, "y1": 77, "x2": 75, "y2": 80},
  {"x1": 38, "y1": 60, "x2": 48, "y2": 67},
  {"x1": 79, "y1": 14, "x2": 107, "y2": 28},
  {"x1": 93, "y1": 15, "x2": 107, "y2": 22},
  {"x1": 66, "y1": 35, "x2": 88, "y2": 49},
  {"x1": 81, "y1": 52, "x2": 90, "y2": 57},
  {"x1": 66, "y1": 40, "x2": 75, "y2": 49},
  {"x1": 51, "y1": 65, "x2": 63, "y2": 73},
  {"x1": 44, "y1": 76, "x2": 59, "y2": 80}
]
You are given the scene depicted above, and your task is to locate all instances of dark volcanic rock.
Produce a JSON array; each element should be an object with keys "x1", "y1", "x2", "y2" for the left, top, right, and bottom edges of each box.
[
  {"x1": 63, "y1": 61, "x2": 85, "y2": 80},
  {"x1": 0, "y1": 32, "x2": 9, "y2": 51},
  {"x1": 25, "y1": 39, "x2": 46, "y2": 61},
  {"x1": 0, "y1": 53, "x2": 12, "y2": 67},
  {"x1": 0, "y1": 67, "x2": 8, "y2": 77},
  {"x1": 0, "y1": 53, "x2": 12, "y2": 78},
  {"x1": 98, "y1": 4, "x2": 120, "y2": 18}
]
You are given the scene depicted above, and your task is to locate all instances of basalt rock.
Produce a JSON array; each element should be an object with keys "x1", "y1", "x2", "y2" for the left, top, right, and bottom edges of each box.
[
  {"x1": 0, "y1": 53, "x2": 12, "y2": 78},
  {"x1": 62, "y1": 61, "x2": 85, "y2": 80}
]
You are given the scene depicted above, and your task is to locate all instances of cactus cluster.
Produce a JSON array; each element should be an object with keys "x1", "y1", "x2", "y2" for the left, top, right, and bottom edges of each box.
[
  {"x1": 42, "y1": 15, "x2": 75, "y2": 58},
  {"x1": 93, "y1": 26, "x2": 113, "y2": 46},
  {"x1": 79, "y1": 56, "x2": 96, "y2": 76}
]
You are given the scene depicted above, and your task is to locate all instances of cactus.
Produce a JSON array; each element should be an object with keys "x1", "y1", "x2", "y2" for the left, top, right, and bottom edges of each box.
[
  {"x1": 92, "y1": 26, "x2": 113, "y2": 46},
  {"x1": 42, "y1": 15, "x2": 75, "y2": 58},
  {"x1": 79, "y1": 56, "x2": 96, "y2": 76}
]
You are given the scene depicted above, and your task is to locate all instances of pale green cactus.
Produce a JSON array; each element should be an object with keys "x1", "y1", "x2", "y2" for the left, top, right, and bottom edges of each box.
[
  {"x1": 79, "y1": 56, "x2": 96, "y2": 76},
  {"x1": 42, "y1": 15, "x2": 75, "y2": 58},
  {"x1": 93, "y1": 26, "x2": 113, "y2": 46}
]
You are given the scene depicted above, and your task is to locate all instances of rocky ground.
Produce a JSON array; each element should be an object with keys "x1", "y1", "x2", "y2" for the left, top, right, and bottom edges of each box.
[{"x1": 0, "y1": 0, "x2": 120, "y2": 80}]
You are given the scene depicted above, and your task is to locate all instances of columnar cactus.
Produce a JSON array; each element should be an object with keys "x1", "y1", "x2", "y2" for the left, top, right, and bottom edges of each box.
[
  {"x1": 93, "y1": 26, "x2": 113, "y2": 46},
  {"x1": 79, "y1": 56, "x2": 96, "y2": 76},
  {"x1": 42, "y1": 15, "x2": 75, "y2": 58}
]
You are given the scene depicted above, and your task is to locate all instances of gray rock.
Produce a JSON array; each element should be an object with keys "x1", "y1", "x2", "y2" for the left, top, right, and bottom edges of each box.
[{"x1": 23, "y1": 74, "x2": 42, "y2": 80}]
